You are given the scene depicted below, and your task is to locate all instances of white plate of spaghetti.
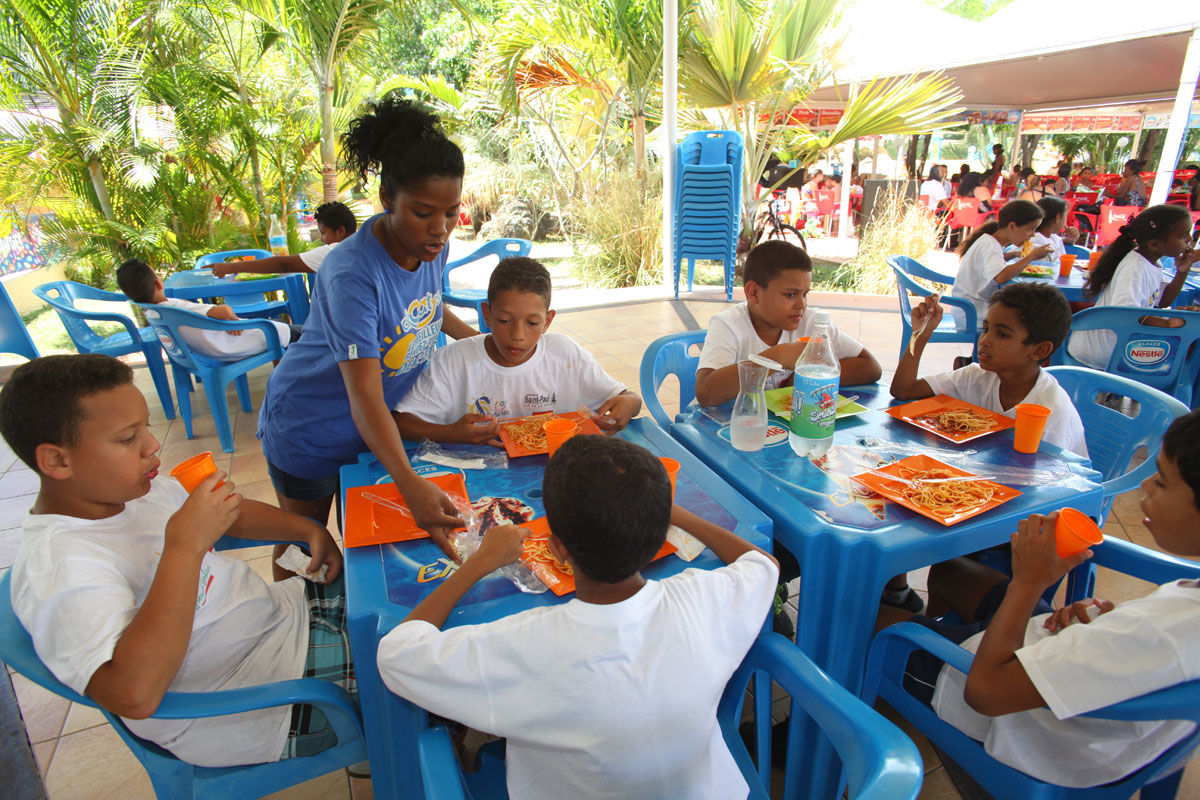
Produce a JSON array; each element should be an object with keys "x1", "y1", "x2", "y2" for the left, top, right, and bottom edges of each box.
[
  {"x1": 886, "y1": 395, "x2": 1015, "y2": 443},
  {"x1": 851, "y1": 454, "x2": 1021, "y2": 525}
]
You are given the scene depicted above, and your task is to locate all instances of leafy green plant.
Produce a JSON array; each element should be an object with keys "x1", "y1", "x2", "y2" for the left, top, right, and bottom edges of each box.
[
  {"x1": 837, "y1": 183, "x2": 943, "y2": 294},
  {"x1": 570, "y1": 169, "x2": 661, "y2": 287}
]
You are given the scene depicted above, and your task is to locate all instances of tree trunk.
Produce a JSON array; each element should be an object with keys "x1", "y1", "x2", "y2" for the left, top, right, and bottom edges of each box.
[
  {"x1": 916, "y1": 133, "x2": 932, "y2": 180},
  {"x1": 320, "y1": 79, "x2": 337, "y2": 202},
  {"x1": 1138, "y1": 129, "x2": 1161, "y2": 165},
  {"x1": 86, "y1": 159, "x2": 115, "y2": 222},
  {"x1": 248, "y1": 142, "x2": 267, "y2": 221},
  {"x1": 904, "y1": 135, "x2": 919, "y2": 178},
  {"x1": 633, "y1": 112, "x2": 647, "y2": 191},
  {"x1": 1020, "y1": 134, "x2": 1039, "y2": 169}
]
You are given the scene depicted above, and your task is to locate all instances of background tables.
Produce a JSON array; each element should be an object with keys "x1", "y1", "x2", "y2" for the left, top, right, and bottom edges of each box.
[
  {"x1": 342, "y1": 419, "x2": 773, "y2": 800},
  {"x1": 162, "y1": 269, "x2": 310, "y2": 325}
]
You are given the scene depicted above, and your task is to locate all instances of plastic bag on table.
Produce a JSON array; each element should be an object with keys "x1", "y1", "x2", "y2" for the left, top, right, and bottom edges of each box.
[
  {"x1": 447, "y1": 495, "x2": 547, "y2": 594},
  {"x1": 415, "y1": 439, "x2": 508, "y2": 470},
  {"x1": 854, "y1": 435, "x2": 977, "y2": 460},
  {"x1": 853, "y1": 437, "x2": 1094, "y2": 490}
]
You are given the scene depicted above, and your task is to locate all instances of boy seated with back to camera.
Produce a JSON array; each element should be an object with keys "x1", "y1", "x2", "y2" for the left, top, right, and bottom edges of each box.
[
  {"x1": 377, "y1": 434, "x2": 779, "y2": 799},
  {"x1": 0, "y1": 354, "x2": 349, "y2": 768},
  {"x1": 878, "y1": 409, "x2": 1200, "y2": 788},
  {"x1": 392, "y1": 256, "x2": 642, "y2": 445}
]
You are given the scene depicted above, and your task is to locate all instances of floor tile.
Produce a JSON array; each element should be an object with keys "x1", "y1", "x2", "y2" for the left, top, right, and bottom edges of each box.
[
  {"x1": 262, "y1": 768, "x2": 349, "y2": 800},
  {"x1": 44, "y1": 724, "x2": 154, "y2": 800},
  {"x1": 917, "y1": 765, "x2": 963, "y2": 799},
  {"x1": 61, "y1": 701, "x2": 107, "y2": 736},
  {"x1": 0, "y1": 467, "x2": 39, "y2": 500},
  {"x1": 11, "y1": 672, "x2": 69, "y2": 744},
  {"x1": 0, "y1": 527, "x2": 24, "y2": 570},
  {"x1": 0, "y1": 492, "x2": 35, "y2": 529},
  {"x1": 32, "y1": 739, "x2": 55, "y2": 778}
]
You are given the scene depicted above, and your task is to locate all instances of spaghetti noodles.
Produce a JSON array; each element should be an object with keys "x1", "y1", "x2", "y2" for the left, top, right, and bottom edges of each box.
[
  {"x1": 523, "y1": 539, "x2": 573, "y2": 575},
  {"x1": 504, "y1": 419, "x2": 548, "y2": 451},
  {"x1": 894, "y1": 467, "x2": 996, "y2": 515},
  {"x1": 915, "y1": 407, "x2": 997, "y2": 434}
]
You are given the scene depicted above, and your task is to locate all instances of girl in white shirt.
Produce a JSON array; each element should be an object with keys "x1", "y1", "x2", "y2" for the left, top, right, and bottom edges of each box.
[
  {"x1": 1068, "y1": 203, "x2": 1198, "y2": 368},
  {"x1": 951, "y1": 199, "x2": 1053, "y2": 329},
  {"x1": 1031, "y1": 196, "x2": 1080, "y2": 265}
]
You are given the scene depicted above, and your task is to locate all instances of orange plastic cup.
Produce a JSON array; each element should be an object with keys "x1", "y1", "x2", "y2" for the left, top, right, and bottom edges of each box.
[
  {"x1": 1013, "y1": 404, "x2": 1051, "y2": 453},
  {"x1": 170, "y1": 452, "x2": 222, "y2": 493},
  {"x1": 543, "y1": 418, "x2": 579, "y2": 457},
  {"x1": 1087, "y1": 250, "x2": 1103, "y2": 270},
  {"x1": 1055, "y1": 508, "x2": 1104, "y2": 558},
  {"x1": 1058, "y1": 253, "x2": 1076, "y2": 277},
  {"x1": 659, "y1": 457, "x2": 680, "y2": 500}
]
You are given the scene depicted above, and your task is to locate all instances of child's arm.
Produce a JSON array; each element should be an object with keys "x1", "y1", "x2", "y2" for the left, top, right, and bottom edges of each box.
[
  {"x1": 225, "y1": 498, "x2": 344, "y2": 581},
  {"x1": 402, "y1": 525, "x2": 524, "y2": 629},
  {"x1": 1158, "y1": 245, "x2": 1197, "y2": 309},
  {"x1": 391, "y1": 410, "x2": 503, "y2": 447},
  {"x1": 890, "y1": 295, "x2": 939, "y2": 400},
  {"x1": 441, "y1": 308, "x2": 480, "y2": 340},
  {"x1": 695, "y1": 340, "x2": 808, "y2": 406},
  {"x1": 593, "y1": 390, "x2": 641, "y2": 431},
  {"x1": 839, "y1": 347, "x2": 882, "y2": 386},
  {"x1": 84, "y1": 473, "x2": 240, "y2": 719},
  {"x1": 211, "y1": 254, "x2": 312, "y2": 278},
  {"x1": 670, "y1": 504, "x2": 778, "y2": 570},
  {"x1": 964, "y1": 512, "x2": 1094, "y2": 716},
  {"x1": 993, "y1": 242, "x2": 1055, "y2": 285},
  {"x1": 204, "y1": 304, "x2": 246, "y2": 336}
]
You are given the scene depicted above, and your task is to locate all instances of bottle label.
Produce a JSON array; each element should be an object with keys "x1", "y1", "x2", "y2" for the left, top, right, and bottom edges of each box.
[{"x1": 790, "y1": 379, "x2": 837, "y2": 439}]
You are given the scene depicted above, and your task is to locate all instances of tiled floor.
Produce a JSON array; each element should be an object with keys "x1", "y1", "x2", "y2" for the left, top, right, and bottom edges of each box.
[{"x1": 3, "y1": 293, "x2": 1197, "y2": 798}]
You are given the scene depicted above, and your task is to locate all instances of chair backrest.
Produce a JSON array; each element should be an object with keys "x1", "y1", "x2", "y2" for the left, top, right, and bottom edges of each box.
[
  {"x1": 33, "y1": 280, "x2": 138, "y2": 352},
  {"x1": 1063, "y1": 243, "x2": 1091, "y2": 259},
  {"x1": 887, "y1": 254, "x2": 954, "y2": 287},
  {"x1": 679, "y1": 129, "x2": 743, "y2": 168},
  {"x1": 638, "y1": 330, "x2": 706, "y2": 428},
  {"x1": 0, "y1": 281, "x2": 38, "y2": 361},
  {"x1": 1096, "y1": 205, "x2": 1141, "y2": 248},
  {"x1": 193, "y1": 249, "x2": 272, "y2": 269},
  {"x1": 1053, "y1": 306, "x2": 1200, "y2": 406},
  {"x1": 815, "y1": 189, "x2": 838, "y2": 214},
  {"x1": 441, "y1": 238, "x2": 533, "y2": 294},
  {"x1": 138, "y1": 303, "x2": 283, "y2": 374},
  {"x1": 951, "y1": 197, "x2": 984, "y2": 226}
]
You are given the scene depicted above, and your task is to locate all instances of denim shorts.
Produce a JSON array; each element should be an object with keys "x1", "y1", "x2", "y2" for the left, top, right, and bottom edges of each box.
[{"x1": 266, "y1": 459, "x2": 340, "y2": 502}]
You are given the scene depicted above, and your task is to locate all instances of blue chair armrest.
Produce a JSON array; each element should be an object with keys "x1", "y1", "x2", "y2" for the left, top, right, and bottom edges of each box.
[
  {"x1": 936, "y1": 295, "x2": 978, "y2": 334},
  {"x1": 1089, "y1": 537, "x2": 1200, "y2": 585},
  {"x1": 57, "y1": 305, "x2": 144, "y2": 340},
  {"x1": 862, "y1": 622, "x2": 975, "y2": 709},
  {"x1": 418, "y1": 727, "x2": 470, "y2": 800},
  {"x1": 1101, "y1": 454, "x2": 1156, "y2": 498},
  {"x1": 142, "y1": 306, "x2": 285, "y2": 360}
]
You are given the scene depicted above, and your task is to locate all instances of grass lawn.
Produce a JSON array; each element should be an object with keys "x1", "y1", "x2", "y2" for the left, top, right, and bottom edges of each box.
[
  {"x1": 685, "y1": 257, "x2": 852, "y2": 292},
  {"x1": 0, "y1": 303, "x2": 132, "y2": 366}
]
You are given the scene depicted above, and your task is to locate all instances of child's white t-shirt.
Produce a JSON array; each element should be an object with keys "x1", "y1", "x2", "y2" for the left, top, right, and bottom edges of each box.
[
  {"x1": 297, "y1": 243, "x2": 336, "y2": 271},
  {"x1": 10, "y1": 479, "x2": 309, "y2": 767},
  {"x1": 377, "y1": 551, "x2": 779, "y2": 800},
  {"x1": 159, "y1": 298, "x2": 291, "y2": 362},
  {"x1": 933, "y1": 580, "x2": 1200, "y2": 787},
  {"x1": 1031, "y1": 231, "x2": 1065, "y2": 264},
  {"x1": 392, "y1": 333, "x2": 625, "y2": 422},
  {"x1": 1067, "y1": 249, "x2": 1165, "y2": 369},
  {"x1": 951, "y1": 233, "x2": 1006, "y2": 328},
  {"x1": 924, "y1": 364, "x2": 1088, "y2": 457},
  {"x1": 697, "y1": 303, "x2": 865, "y2": 391}
]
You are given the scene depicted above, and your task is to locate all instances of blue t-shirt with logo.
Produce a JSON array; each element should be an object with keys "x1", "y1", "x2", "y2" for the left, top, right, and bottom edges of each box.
[{"x1": 258, "y1": 214, "x2": 446, "y2": 478}]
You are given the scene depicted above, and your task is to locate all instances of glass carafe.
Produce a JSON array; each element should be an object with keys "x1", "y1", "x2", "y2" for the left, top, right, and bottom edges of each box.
[{"x1": 730, "y1": 354, "x2": 780, "y2": 451}]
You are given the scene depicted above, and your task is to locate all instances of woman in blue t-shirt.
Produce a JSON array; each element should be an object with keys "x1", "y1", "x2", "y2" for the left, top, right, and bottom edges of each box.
[{"x1": 258, "y1": 97, "x2": 477, "y2": 557}]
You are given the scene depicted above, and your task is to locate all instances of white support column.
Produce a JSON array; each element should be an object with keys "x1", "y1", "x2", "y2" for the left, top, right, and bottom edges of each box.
[
  {"x1": 661, "y1": 0, "x2": 678, "y2": 294},
  {"x1": 837, "y1": 138, "x2": 853, "y2": 238},
  {"x1": 1150, "y1": 25, "x2": 1200, "y2": 206}
]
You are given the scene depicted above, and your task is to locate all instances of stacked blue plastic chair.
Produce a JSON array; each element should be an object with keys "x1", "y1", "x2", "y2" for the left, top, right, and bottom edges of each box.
[{"x1": 675, "y1": 130, "x2": 743, "y2": 300}]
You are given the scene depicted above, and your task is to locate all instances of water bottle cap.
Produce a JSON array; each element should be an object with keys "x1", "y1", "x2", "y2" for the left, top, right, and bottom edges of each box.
[{"x1": 813, "y1": 309, "x2": 831, "y2": 324}]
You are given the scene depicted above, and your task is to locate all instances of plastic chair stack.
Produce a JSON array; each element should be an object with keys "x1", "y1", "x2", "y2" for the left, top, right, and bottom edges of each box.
[{"x1": 674, "y1": 130, "x2": 743, "y2": 300}]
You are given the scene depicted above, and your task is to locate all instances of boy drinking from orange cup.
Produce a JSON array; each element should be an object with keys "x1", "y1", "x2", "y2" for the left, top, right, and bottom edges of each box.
[{"x1": 875, "y1": 409, "x2": 1200, "y2": 789}]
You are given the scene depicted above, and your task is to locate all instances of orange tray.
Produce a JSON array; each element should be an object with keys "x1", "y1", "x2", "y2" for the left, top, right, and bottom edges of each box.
[
  {"x1": 886, "y1": 395, "x2": 1015, "y2": 443},
  {"x1": 850, "y1": 454, "x2": 1021, "y2": 526},
  {"x1": 496, "y1": 411, "x2": 603, "y2": 457},
  {"x1": 343, "y1": 473, "x2": 468, "y2": 548},
  {"x1": 517, "y1": 517, "x2": 677, "y2": 596}
]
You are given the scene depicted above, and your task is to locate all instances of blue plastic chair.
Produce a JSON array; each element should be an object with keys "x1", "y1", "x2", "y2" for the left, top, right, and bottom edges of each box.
[
  {"x1": 890, "y1": 264, "x2": 978, "y2": 364},
  {"x1": 1053, "y1": 306, "x2": 1200, "y2": 406},
  {"x1": 193, "y1": 250, "x2": 290, "y2": 319},
  {"x1": 639, "y1": 330, "x2": 706, "y2": 428},
  {"x1": 0, "y1": 281, "x2": 38, "y2": 361},
  {"x1": 418, "y1": 632, "x2": 922, "y2": 800},
  {"x1": 138, "y1": 303, "x2": 284, "y2": 453},
  {"x1": 33, "y1": 281, "x2": 175, "y2": 419},
  {"x1": 1064, "y1": 243, "x2": 1091, "y2": 259},
  {"x1": 439, "y1": 239, "x2": 532, "y2": 333},
  {"x1": 863, "y1": 537, "x2": 1200, "y2": 800},
  {"x1": 0, "y1": 567, "x2": 366, "y2": 800},
  {"x1": 886, "y1": 254, "x2": 955, "y2": 287}
]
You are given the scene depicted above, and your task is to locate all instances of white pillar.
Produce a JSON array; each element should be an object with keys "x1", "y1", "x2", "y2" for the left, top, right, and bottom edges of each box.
[
  {"x1": 1150, "y1": 25, "x2": 1200, "y2": 206},
  {"x1": 661, "y1": 0, "x2": 678, "y2": 294},
  {"x1": 837, "y1": 138, "x2": 853, "y2": 239}
]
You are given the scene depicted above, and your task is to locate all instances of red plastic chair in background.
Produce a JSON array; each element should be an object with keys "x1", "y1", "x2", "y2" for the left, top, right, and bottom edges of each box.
[
  {"x1": 815, "y1": 189, "x2": 838, "y2": 234},
  {"x1": 943, "y1": 197, "x2": 988, "y2": 249},
  {"x1": 1095, "y1": 205, "x2": 1142, "y2": 248}
]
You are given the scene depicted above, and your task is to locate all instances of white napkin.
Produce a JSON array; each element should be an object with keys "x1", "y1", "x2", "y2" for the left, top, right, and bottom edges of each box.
[
  {"x1": 666, "y1": 525, "x2": 707, "y2": 561},
  {"x1": 419, "y1": 451, "x2": 488, "y2": 470},
  {"x1": 275, "y1": 544, "x2": 329, "y2": 583}
]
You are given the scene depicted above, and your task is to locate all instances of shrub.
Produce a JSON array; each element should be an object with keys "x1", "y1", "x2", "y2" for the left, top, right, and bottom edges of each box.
[
  {"x1": 837, "y1": 184, "x2": 943, "y2": 294},
  {"x1": 570, "y1": 171, "x2": 663, "y2": 288}
]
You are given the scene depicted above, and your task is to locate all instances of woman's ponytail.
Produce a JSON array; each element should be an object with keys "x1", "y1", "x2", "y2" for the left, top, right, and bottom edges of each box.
[{"x1": 340, "y1": 94, "x2": 464, "y2": 198}]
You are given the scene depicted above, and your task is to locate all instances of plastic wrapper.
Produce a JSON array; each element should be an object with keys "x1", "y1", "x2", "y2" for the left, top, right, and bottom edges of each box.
[
  {"x1": 852, "y1": 437, "x2": 1095, "y2": 490},
  {"x1": 447, "y1": 495, "x2": 547, "y2": 594},
  {"x1": 275, "y1": 544, "x2": 329, "y2": 583},
  {"x1": 415, "y1": 439, "x2": 508, "y2": 470}
]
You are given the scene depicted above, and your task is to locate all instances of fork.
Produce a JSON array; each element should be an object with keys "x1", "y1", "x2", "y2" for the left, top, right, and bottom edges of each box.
[
  {"x1": 909, "y1": 293, "x2": 940, "y2": 356},
  {"x1": 860, "y1": 468, "x2": 998, "y2": 487}
]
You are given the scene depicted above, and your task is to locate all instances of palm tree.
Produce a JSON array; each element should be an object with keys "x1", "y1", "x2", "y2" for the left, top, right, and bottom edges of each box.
[{"x1": 249, "y1": 0, "x2": 391, "y2": 202}]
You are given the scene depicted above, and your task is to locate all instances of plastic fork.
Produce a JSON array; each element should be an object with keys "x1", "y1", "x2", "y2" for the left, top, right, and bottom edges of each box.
[
  {"x1": 860, "y1": 468, "x2": 998, "y2": 487},
  {"x1": 909, "y1": 294, "x2": 940, "y2": 356}
]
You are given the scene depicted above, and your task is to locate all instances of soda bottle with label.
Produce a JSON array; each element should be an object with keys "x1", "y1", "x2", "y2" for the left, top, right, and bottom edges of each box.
[
  {"x1": 788, "y1": 309, "x2": 840, "y2": 458},
  {"x1": 268, "y1": 214, "x2": 288, "y2": 257}
]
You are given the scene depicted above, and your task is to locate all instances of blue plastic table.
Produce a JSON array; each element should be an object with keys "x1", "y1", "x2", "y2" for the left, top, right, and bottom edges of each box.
[
  {"x1": 162, "y1": 269, "x2": 310, "y2": 325},
  {"x1": 1012, "y1": 263, "x2": 1088, "y2": 301},
  {"x1": 342, "y1": 419, "x2": 774, "y2": 800},
  {"x1": 670, "y1": 384, "x2": 1104, "y2": 799}
]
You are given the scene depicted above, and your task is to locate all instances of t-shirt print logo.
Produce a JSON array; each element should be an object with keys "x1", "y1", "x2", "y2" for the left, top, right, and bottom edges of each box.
[
  {"x1": 469, "y1": 396, "x2": 509, "y2": 418},
  {"x1": 380, "y1": 292, "x2": 442, "y2": 378},
  {"x1": 524, "y1": 392, "x2": 556, "y2": 406},
  {"x1": 195, "y1": 564, "x2": 215, "y2": 611}
]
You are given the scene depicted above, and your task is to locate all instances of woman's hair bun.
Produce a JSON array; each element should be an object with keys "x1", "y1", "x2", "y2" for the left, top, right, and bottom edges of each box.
[{"x1": 340, "y1": 94, "x2": 464, "y2": 195}]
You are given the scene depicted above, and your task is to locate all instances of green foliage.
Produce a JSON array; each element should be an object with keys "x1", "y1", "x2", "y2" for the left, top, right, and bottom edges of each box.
[
  {"x1": 1046, "y1": 133, "x2": 1133, "y2": 172},
  {"x1": 570, "y1": 169, "x2": 662, "y2": 288}
]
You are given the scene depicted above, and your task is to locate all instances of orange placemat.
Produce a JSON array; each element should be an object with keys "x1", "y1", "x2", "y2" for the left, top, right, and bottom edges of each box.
[
  {"x1": 496, "y1": 411, "x2": 603, "y2": 457},
  {"x1": 517, "y1": 517, "x2": 677, "y2": 595},
  {"x1": 886, "y1": 395, "x2": 1014, "y2": 444},
  {"x1": 343, "y1": 473, "x2": 468, "y2": 548},
  {"x1": 850, "y1": 454, "x2": 1021, "y2": 526}
]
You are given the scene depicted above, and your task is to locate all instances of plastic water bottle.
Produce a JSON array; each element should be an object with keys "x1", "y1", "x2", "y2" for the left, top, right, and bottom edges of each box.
[
  {"x1": 268, "y1": 214, "x2": 288, "y2": 256},
  {"x1": 789, "y1": 310, "x2": 840, "y2": 458}
]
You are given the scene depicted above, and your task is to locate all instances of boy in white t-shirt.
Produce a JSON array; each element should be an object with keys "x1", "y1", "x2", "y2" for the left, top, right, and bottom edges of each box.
[
  {"x1": 695, "y1": 239, "x2": 881, "y2": 406},
  {"x1": 392, "y1": 256, "x2": 641, "y2": 445},
  {"x1": 211, "y1": 201, "x2": 357, "y2": 277},
  {"x1": 377, "y1": 435, "x2": 779, "y2": 800},
  {"x1": 0, "y1": 354, "x2": 350, "y2": 768},
  {"x1": 893, "y1": 282, "x2": 1088, "y2": 458},
  {"x1": 877, "y1": 409, "x2": 1200, "y2": 788},
  {"x1": 117, "y1": 259, "x2": 299, "y2": 361}
]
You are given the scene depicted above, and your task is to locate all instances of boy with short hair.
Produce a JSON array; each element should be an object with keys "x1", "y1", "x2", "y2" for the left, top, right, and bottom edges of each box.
[
  {"x1": 377, "y1": 435, "x2": 779, "y2": 798},
  {"x1": 118, "y1": 258, "x2": 299, "y2": 361},
  {"x1": 695, "y1": 240, "x2": 882, "y2": 406},
  {"x1": 892, "y1": 282, "x2": 1088, "y2": 458},
  {"x1": 212, "y1": 201, "x2": 358, "y2": 277},
  {"x1": 878, "y1": 409, "x2": 1200, "y2": 788},
  {"x1": 392, "y1": 256, "x2": 642, "y2": 444},
  {"x1": 1, "y1": 354, "x2": 348, "y2": 767}
]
